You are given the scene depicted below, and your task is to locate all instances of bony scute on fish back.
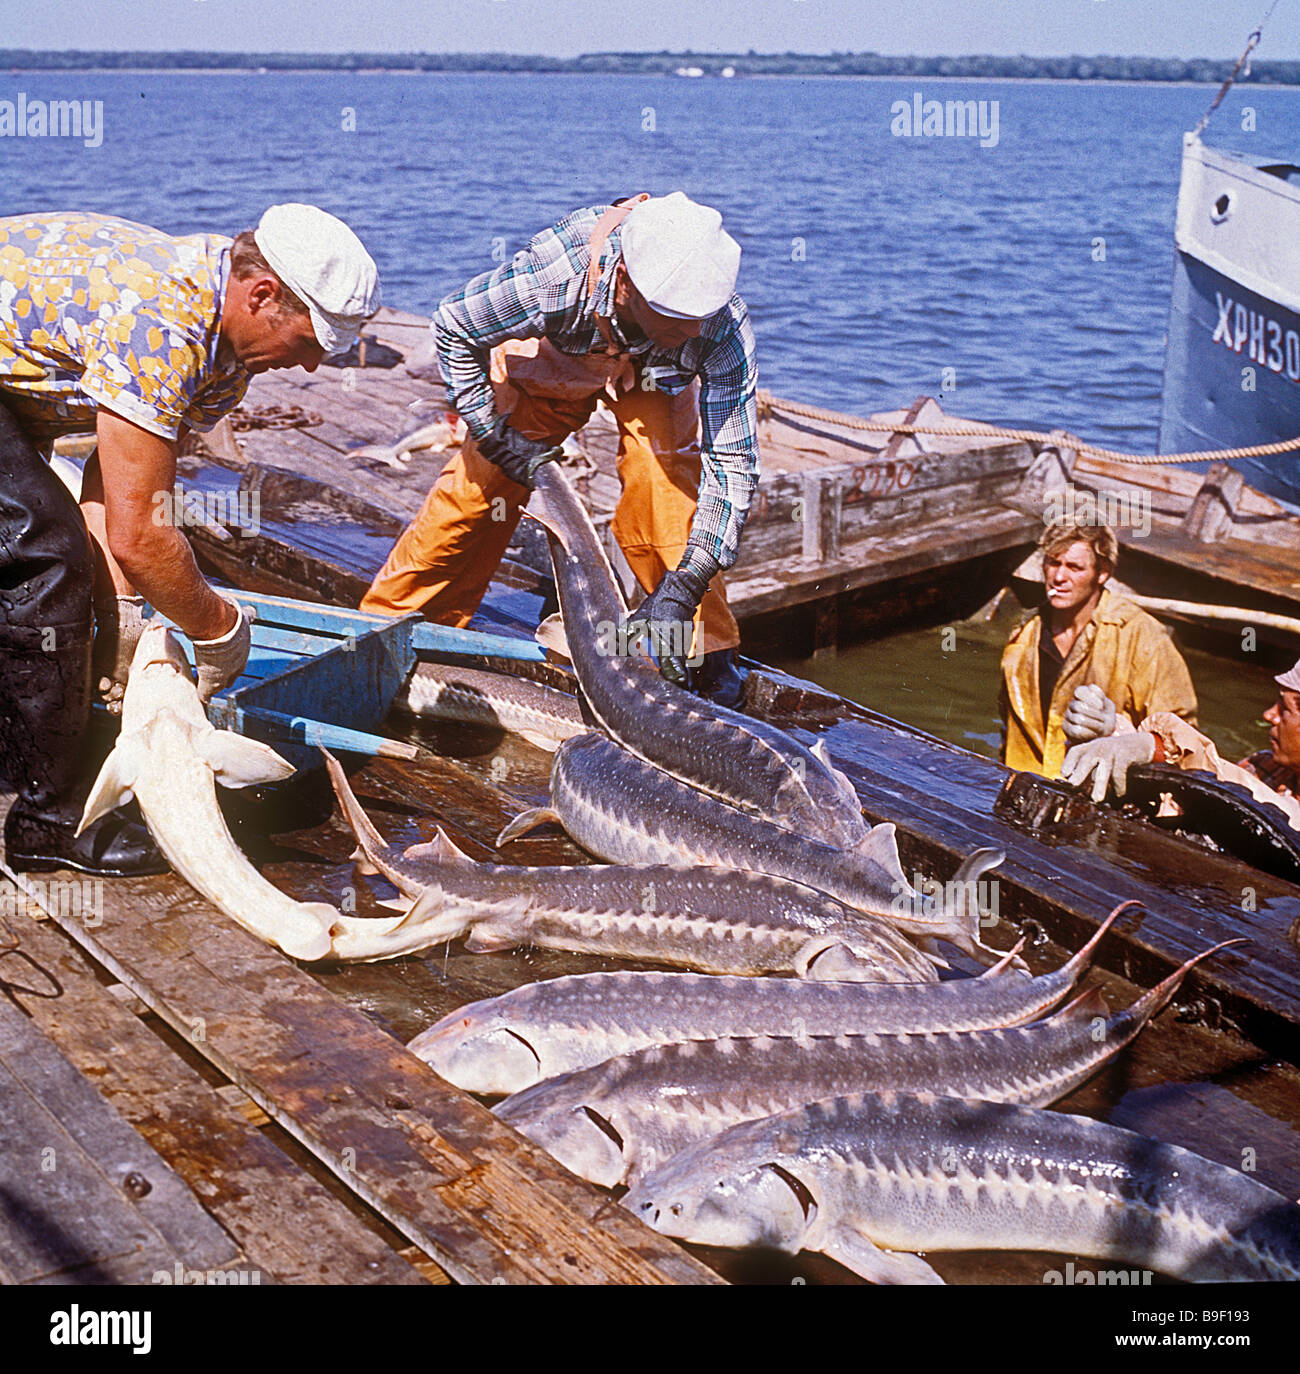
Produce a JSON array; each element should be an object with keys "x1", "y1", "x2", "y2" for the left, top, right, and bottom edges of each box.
[
  {"x1": 624, "y1": 1091, "x2": 1300, "y2": 1284},
  {"x1": 526, "y1": 466, "x2": 870, "y2": 850},
  {"x1": 410, "y1": 902, "x2": 1137, "y2": 1094}
]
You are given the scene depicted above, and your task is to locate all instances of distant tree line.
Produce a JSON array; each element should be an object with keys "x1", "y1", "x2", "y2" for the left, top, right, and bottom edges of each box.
[{"x1": 2, "y1": 50, "x2": 1298, "y2": 84}]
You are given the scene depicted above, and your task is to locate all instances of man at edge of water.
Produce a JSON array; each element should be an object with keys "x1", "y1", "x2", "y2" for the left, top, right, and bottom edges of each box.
[{"x1": 999, "y1": 519, "x2": 1198, "y2": 779}]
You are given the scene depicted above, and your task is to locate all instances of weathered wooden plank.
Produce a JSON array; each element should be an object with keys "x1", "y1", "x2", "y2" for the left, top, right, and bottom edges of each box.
[
  {"x1": 0, "y1": 994, "x2": 242, "y2": 1283},
  {"x1": 730, "y1": 507, "x2": 1040, "y2": 616},
  {"x1": 3, "y1": 907, "x2": 432, "y2": 1285},
  {"x1": 2, "y1": 866, "x2": 719, "y2": 1285}
]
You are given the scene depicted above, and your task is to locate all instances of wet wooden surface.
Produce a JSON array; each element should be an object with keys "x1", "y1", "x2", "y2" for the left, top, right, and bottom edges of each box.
[
  {"x1": 0, "y1": 816, "x2": 720, "y2": 1286},
  {"x1": 0, "y1": 904, "x2": 431, "y2": 1285},
  {"x1": 0, "y1": 973, "x2": 241, "y2": 1284}
]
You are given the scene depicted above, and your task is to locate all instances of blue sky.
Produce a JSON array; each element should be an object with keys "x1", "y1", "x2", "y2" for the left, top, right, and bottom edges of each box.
[{"x1": 2, "y1": 0, "x2": 1297, "y2": 60}]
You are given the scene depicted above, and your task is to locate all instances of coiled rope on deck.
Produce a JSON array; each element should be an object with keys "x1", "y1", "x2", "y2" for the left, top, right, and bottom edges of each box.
[{"x1": 756, "y1": 391, "x2": 1300, "y2": 468}]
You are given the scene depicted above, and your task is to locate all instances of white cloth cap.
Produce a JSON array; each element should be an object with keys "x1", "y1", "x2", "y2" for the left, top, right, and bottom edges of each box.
[
  {"x1": 1275, "y1": 658, "x2": 1300, "y2": 692},
  {"x1": 619, "y1": 192, "x2": 740, "y2": 319},
  {"x1": 253, "y1": 203, "x2": 381, "y2": 355}
]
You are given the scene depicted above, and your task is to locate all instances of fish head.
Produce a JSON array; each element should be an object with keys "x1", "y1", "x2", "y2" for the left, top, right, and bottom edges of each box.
[
  {"x1": 117, "y1": 622, "x2": 202, "y2": 732},
  {"x1": 503, "y1": 1103, "x2": 627, "y2": 1189},
  {"x1": 624, "y1": 1129, "x2": 815, "y2": 1253},
  {"x1": 625, "y1": 1160, "x2": 813, "y2": 1251},
  {"x1": 131, "y1": 620, "x2": 193, "y2": 678},
  {"x1": 406, "y1": 1014, "x2": 543, "y2": 1095}
]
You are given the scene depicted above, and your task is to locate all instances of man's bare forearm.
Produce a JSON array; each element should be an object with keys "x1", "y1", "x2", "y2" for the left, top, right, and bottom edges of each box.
[
  {"x1": 79, "y1": 452, "x2": 135, "y2": 604},
  {"x1": 96, "y1": 409, "x2": 235, "y2": 642},
  {"x1": 110, "y1": 522, "x2": 234, "y2": 640}
]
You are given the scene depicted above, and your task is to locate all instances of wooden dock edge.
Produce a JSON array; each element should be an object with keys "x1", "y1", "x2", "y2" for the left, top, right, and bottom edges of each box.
[
  {"x1": 2, "y1": 903, "x2": 433, "y2": 1285},
  {"x1": 2, "y1": 863, "x2": 720, "y2": 1286}
]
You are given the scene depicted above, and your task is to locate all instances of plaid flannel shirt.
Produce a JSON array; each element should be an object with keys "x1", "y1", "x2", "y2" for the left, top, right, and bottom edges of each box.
[{"x1": 433, "y1": 204, "x2": 758, "y2": 577}]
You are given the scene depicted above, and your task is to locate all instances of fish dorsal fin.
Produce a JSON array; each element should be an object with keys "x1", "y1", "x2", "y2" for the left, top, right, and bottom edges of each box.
[
  {"x1": 403, "y1": 827, "x2": 474, "y2": 865},
  {"x1": 198, "y1": 728, "x2": 296, "y2": 788},
  {"x1": 1054, "y1": 984, "x2": 1109, "y2": 1023},
  {"x1": 811, "y1": 738, "x2": 862, "y2": 809},
  {"x1": 496, "y1": 807, "x2": 561, "y2": 846},
  {"x1": 852, "y1": 822, "x2": 909, "y2": 888},
  {"x1": 534, "y1": 612, "x2": 571, "y2": 662},
  {"x1": 76, "y1": 736, "x2": 144, "y2": 834}
]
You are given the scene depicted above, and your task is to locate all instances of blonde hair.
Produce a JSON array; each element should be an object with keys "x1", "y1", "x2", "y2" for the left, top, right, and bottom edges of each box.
[
  {"x1": 1039, "y1": 519, "x2": 1118, "y2": 572},
  {"x1": 230, "y1": 230, "x2": 310, "y2": 318}
]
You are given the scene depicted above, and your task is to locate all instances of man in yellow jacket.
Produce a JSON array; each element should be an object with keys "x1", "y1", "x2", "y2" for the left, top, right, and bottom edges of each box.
[{"x1": 1000, "y1": 520, "x2": 1197, "y2": 778}]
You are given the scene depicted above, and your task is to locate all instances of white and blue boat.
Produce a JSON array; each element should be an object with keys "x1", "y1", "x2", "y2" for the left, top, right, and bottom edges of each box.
[{"x1": 1159, "y1": 132, "x2": 1300, "y2": 511}]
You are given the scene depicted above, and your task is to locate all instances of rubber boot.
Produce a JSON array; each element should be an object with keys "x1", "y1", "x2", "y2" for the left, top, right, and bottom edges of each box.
[
  {"x1": 0, "y1": 399, "x2": 166, "y2": 877},
  {"x1": 689, "y1": 649, "x2": 749, "y2": 710},
  {"x1": 1, "y1": 634, "x2": 168, "y2": 877}
]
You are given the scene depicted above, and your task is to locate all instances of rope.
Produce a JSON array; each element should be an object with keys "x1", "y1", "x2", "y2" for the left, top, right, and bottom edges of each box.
[
  {"x1": 756, "y1": 391, "x2": 1300, "y2": 468},
  {"x1": 1194, "y1": 0, "x2": 1283, "y2": 137}
]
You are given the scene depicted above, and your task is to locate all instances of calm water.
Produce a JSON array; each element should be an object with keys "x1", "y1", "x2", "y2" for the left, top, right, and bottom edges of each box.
[
  {"x1": 4, "y1": 71, "x2": 1297, "y2": 754},
  {"x1": 771, "y1": 608, "x2": 1281, "y2": 767},
  {"x1": 4, "y1": 71, "x2": 1300, "y2": 448}
]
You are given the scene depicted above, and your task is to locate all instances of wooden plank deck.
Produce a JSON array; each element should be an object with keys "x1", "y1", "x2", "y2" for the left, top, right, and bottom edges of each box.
[
  {"x1": 1, "y1": 897, "x2": 434, "y2": 1285},
  {"x1": 0, "y1": 983, "x2": 241, "y2": 1284},
  {"x1": 0, "y1": 836, "x2": 719, "y2": 1286}
]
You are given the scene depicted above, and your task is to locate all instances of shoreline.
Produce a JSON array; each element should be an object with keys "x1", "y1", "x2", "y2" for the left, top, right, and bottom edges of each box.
[{"x1": 3, "y1": 68, "x2": 1300, "y2": 89}]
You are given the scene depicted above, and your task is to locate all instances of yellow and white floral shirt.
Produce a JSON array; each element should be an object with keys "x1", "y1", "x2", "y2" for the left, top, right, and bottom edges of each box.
[{"x1": 0, "y1": 212, "x2": 248, "y2": 442}]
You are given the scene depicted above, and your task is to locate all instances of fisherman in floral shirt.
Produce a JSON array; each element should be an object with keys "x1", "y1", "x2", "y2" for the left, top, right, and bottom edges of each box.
[{"x1": 0, "y1": 205, "x2": 379, "y2": 875}]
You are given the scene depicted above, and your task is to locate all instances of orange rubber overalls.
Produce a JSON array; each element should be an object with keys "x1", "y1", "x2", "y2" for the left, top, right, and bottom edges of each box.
[{"x1": 360, "y1": 199, "x2": 740, "y2": 657}]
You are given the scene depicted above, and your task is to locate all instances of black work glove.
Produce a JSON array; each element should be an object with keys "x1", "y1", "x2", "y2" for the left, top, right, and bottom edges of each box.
[
  {"x1": 477, "y1": 417, "x2": 564, "y2": 489},
  {"x1": 623, "y1": 566, "x2": 712, "y2": 686}
]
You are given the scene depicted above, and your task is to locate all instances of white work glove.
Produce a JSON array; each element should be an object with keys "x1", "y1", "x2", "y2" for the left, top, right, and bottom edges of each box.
[
  {"x1": 192, "y1": 595, "x2": 255, "y2": 705},
  {"x1": 1061, "y1": 731, "x2": 1156, "y2": 802},
  {"x1": 93, "y1": 594, "x2": 149, "y2": 714},
  {"x1": 1062, "y1": 684, "x2": 1119, "y2": 743}
]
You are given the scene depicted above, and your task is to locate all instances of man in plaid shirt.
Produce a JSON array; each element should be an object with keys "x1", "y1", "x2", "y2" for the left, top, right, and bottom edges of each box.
[{"x1": 362, "y1": 192, "x2": 758, "y2": 705}]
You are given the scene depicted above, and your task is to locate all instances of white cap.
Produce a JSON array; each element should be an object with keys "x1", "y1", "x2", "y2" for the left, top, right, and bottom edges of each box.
[
  {"x1": 1275, "y1": 659, "x2": 1300, "y2": 692},
  {"x1": 253, "y1": 203, "x2": 381, "y2": 355},
  {"x1": 619, "y1": 192, "x2": 740, "y2": 319}
]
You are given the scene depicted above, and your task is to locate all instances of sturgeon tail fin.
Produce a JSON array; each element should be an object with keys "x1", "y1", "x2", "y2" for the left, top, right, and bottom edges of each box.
[{"x1": 320, "y1": 747, "x2": 395, "y2": 865}]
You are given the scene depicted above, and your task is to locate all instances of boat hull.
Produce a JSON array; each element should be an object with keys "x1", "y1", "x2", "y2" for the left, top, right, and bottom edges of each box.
[{"x1": 1159, "y1": 136, "x2": 1300, "y2": 511}]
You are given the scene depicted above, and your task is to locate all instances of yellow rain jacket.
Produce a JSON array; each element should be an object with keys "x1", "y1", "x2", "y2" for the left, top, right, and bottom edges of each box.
[{"x1": 1000, "y1": 587, "x2": 1198, "y2": 778}]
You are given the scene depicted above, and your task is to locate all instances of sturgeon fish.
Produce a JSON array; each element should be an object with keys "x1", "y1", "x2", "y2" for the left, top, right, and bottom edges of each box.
[
  {"x1": 395, "y1": 661, "x2": 586, "y2": 752},
  {"x1": 496, "y1": 940, "x2": 1238, "y2": 1187},
  {"x1": 407, "y1": 903, "x2": 1134, "y2": 1094},
  {"x1": 499, "y1": 732, "x2": 1008, "y2": 965},
  {"x1": 624, "y1": 1091, "x2": 1300, "y2": 1283},
  {"x1": 79, "y1": 623, "x2": 339, "y2": 960},
  {"x1": 322, "y1": 748, "x2": 936, "y2": 981},
  {"x1": 527, "y1": 465, "x2": 869, "y2": 850}
]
